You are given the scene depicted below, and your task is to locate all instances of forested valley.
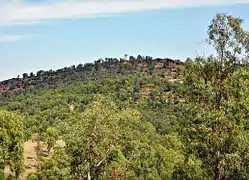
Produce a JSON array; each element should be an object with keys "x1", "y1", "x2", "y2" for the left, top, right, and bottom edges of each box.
[{"x1": 0, "y1": 13, "x2": 249, "y2": 180}]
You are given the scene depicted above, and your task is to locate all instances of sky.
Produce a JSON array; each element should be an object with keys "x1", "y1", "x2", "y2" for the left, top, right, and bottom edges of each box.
[{"x1": 0, "y1": 0, "x2": 249, "y2": 80}]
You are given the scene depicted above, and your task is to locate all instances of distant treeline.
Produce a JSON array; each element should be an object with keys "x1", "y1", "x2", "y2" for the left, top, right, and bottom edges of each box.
[{"x1": 0, "y1": 56, "x2": 184, "y2": 96}]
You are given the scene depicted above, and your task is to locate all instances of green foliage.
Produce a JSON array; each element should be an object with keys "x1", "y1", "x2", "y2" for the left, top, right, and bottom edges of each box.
[
  {"x1": 0, "y1": 110, "x2": 24, "y2": 179},
  {"x1": 63, "y1": 97, "x2": 185, "y2": 179},
  {"x1": 28, "y1": 158, "x2": 69, "y2": 180},
  {"x1": 0, "y1": 13, "x2": 248, "y2": 180},
  {"x1": 28, "y1": 146, "x2": 70, "y2": 180},
  {"x1": 182, "y1": 13, "x2": 249, "y2": 179},
  {"x1": 44, "y1": 127, "x2": 59, "y2": 155}
]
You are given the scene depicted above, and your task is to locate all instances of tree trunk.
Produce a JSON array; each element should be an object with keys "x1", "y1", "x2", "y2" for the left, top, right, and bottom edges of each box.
[
  {"x1": 215, "y1": 160, "x2": 223, "y2": 180},
  {"x1": 88, "y1": 171, "x2": 91, "y2": 180}
]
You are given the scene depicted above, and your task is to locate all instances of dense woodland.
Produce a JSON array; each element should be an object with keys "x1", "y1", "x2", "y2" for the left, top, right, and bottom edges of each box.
[{"x1": 0, "y1": 13, "x2": 249, "y2": 180}]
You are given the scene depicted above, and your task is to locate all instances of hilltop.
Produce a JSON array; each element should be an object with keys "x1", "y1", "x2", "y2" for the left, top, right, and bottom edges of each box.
[
  {"x1": 1, "y1": 13, "x2": 248, "y2": 180},
  {"x1": 0, "y1": 56, "x2": 184, "y2": 96}
]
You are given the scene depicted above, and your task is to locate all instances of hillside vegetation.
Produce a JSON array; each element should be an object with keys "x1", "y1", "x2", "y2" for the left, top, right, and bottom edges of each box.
[
  {"x1": 0, "y1": 13, "x2": 249, "y2": 180},
  {"x1": 0, "y1": 57, "x2": 183, "y2": 96}
]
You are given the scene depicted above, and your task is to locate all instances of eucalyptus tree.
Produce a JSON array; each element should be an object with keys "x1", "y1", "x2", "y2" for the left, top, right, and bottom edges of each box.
[
  {"x1": 183, "y1": 13, "x2": 249, "y2": 179},
  {"x1": 0, "y1": 110, "x2": 24, "y2": 179},
  {"x1": 64, "y1": 96, "x2": 185, "y2": 179},
  {"x1": 207, "y1": 13, "x2": 249, "y2": 107}
]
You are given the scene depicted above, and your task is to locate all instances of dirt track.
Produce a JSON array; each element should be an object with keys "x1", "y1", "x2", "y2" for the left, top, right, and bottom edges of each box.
[{"x1": 20, "y1": 140, "x2": 38, "y2": 180}]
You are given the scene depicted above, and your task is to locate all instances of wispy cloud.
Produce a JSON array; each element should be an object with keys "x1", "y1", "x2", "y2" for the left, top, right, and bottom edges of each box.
[
  {"x1": 0, "y1": 0, "x2": 249, "y2": 26},
  {"x1": 0, "y1": 34, "x2": 36, "y2": 42}
]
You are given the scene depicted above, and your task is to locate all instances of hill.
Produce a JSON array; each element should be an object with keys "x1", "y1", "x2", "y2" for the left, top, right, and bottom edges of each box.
[
  {"x1": 0, "y1": 56, "x2": 184, "y2": 97},
  {"x1": 0, "y1": 13, "x2": 249, "y2": 180}
]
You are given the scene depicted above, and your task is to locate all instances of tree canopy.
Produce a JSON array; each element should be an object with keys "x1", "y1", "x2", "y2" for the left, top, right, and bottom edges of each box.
[{"x1": 0, "y1": 13, "x2": 248, "y2": 180}]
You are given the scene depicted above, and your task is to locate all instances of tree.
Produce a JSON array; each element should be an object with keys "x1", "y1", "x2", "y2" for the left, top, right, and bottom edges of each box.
[
  {"x1": 44, "y1": 127, "x2": 59, "y2": 155},
  {"x1": 36, "y1": 70, "x2": 45, "y2": 77},
  {"x1": 0, "y1": 110, "x2": 24, "y2": 179},
  {"x1": 182, "y1": 13, "x2": 249, "y2": 179},
  {"x1": 76, "y1": 64, "x2": 83, "y2": 70},
  {"x1": 30, "y1": 72, "x2": 35, "y2": 77},
  {"x1": 207, "y1": 13, "x2": 249, "y2": 107},
  {"x1": 129, "y1": 56, "x2": 136, "y2": 61},
  {"x1": 94, "y1": 59, "x2": 102, "y2": 71},
  {"x1": 148, "y1": 63, "x2": 155, "y2": 75},
  {"x1": 22, "y1": 73, "x2": 29, "y2": 79},
  {"x1": 137, "y1": 55, "x2": 143, "y2": 62},
  {"x1": 184, "y1": 14, "x2": 249, "y2": 108},
  {"x1": 64, "y1": 96, "x2": 185, "y2": 179},
  {"x1": 28, "y1": 158, "x2": 69, "y2": 180}
]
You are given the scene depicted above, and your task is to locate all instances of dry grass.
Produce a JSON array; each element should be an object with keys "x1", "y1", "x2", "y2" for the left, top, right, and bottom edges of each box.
[{"x1": 20, "y1": 140, "x2": 38, "y2": 180}]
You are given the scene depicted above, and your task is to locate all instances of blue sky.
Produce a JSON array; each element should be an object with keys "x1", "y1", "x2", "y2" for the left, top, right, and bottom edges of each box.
[{"x1": 0, "y1": 0, "x2": 249, "y2": 80}]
